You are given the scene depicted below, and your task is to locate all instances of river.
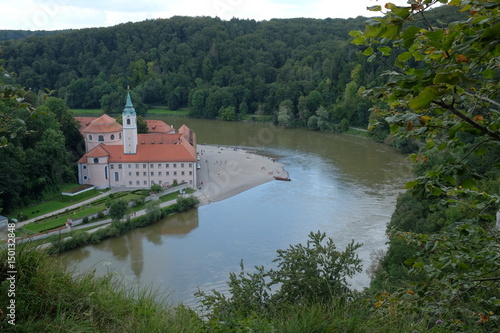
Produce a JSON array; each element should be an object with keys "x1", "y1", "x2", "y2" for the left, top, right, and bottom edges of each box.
[{"x1": 60, "y1": 117, "x2": 411, "y2": 306}]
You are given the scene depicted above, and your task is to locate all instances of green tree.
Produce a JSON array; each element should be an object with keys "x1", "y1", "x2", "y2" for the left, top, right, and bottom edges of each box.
[
  {"x1": 42, "y1": 97, "x2": 84, "y2": 155},
  {"x1": 297, "y1": 95, "x2": 310, "y2": 126},
  {"x1": 352, "y1": 0, "x2": 500, "y2": 329},
  {"x1": 197, "y1": 231, "x2": 362, "y2": 324},
  {"x1": 277, "y1": 99, "x2": 293, "y2": 127},
  {"x1": 109, "y1": 199, "x2": 128, "y2": 224},
  {"x1": 219, "y1": 106, "x2": 236, "y2": 121}
]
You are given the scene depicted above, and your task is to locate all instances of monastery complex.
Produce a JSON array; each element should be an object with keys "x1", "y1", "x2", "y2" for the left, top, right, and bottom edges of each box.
[{"x1": 76, "y1": 93, "x2": 197, "y2": 189}]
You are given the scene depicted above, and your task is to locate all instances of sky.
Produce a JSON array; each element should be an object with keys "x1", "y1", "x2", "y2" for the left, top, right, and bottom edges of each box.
[{"x1": 1, "y1": 0, "x2": 412, "y2": 31}]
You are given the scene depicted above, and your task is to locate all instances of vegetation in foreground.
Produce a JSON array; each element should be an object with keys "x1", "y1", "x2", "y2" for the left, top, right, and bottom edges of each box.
[
  {"x1": 0, "y1": 244, "x2": 203, "y2": 332},
  {"x1": 0, "y1": 235, "x2": 437, "y2": 333}
]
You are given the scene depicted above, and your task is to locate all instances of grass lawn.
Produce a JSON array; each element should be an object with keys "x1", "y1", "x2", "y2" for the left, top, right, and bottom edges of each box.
[
  {"x1": 9, "y1": 188, "x2": 106, "y2": 220},
  {"x1": 147, "y1": 107, "x2": 190, "y2": 116},
  {"x1": 18, "y1": 190, "x2": 145, "y2": 234},
  {"x1": 22, "y1": 205, "x2": 105, "y2": 234},
  {"x1": 241, "y1": 114, "x2": 273, "y2": 122},
  {"x1": 71, "y1": 108, "x2": 103, "y2": 115}
]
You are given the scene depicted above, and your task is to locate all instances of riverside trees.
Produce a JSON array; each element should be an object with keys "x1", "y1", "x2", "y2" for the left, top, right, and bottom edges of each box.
[
  {"x1": 351, "y1": 0, "x2": 500, "y2": 330},
  {"x1": 0, "y1": 64, "x2": 82, "y2": 213}
]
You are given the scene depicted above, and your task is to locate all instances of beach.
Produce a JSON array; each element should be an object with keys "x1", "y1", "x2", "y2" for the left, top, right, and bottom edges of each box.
[{"x1": 195, "y1": 145, "x2": 288, "y2": 204}]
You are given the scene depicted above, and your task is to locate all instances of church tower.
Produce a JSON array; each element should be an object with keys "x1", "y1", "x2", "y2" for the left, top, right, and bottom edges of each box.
[{"x1": 122, "y1": 92, "x2": 138, "y2": 154}]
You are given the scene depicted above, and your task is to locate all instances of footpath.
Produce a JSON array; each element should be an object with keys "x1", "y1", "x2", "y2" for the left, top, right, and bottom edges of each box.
[
  {"x1": 16, "y1": 189, "x2": 120, "y2": 228},
  {"x1": 22, "y1": 197, "x2": 181, "y2": 247},
  {"x1": 14, "y1": 184, "x2": 193, "y2": 246}
]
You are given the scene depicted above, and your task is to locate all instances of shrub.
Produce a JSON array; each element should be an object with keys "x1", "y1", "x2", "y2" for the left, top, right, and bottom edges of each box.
[{"x1": 197, "y1": 231, "x2": 362, "y2": 322}]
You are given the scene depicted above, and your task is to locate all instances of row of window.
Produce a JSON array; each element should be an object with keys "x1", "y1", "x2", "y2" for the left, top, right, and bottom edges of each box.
[
  {"x1": 128, "y1": 180, "x2": 193, "y2": 186},
  {"x1": 90, "y1": 158, "x2": 195, "y2": 169},
  {"x1": 88, "y1": 134, "x2": 121, "y2": 141},
  {"x1": 129, "y1": 171, "x2": 192, "y2": 176},
  {"x1": 109, "y1": 163, "x2": 193, "y2": 169},
  {"x1": 82, "y1": 175, "x2": 193, "y2": 187}
]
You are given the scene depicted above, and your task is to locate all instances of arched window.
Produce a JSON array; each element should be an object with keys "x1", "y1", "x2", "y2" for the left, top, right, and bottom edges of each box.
[
  {"x1": 126, "y1": 118, "x2": 131, "y2": 125},
  {"x1": 88, "y1": 135, "x2": 93, "y2": 140},
  {"x1": 93, "y1": 158, "x2": 99, "y2": 163},
  {"x1": 98, "y1": 135, "x2": 104, "y2": 142},
  {"x1": 111, "y1": 134, "x2": 115, "y2": 140},
  {"x1": 105, "y1": 166, "x2": 108, "y2": 179}
]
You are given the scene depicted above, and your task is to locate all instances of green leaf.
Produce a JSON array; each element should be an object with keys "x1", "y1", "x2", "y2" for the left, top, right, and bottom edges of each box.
[
  {"x1": 413, "y1": 262, "x2": 424, "y2": 269},
  {"x1": 363, "y1": 47, "x2": 374, "y2": 56},
  {"x1": 431, "y1": 187, "x2": 442, "y2": 196},
  {"x1": 404, "y1": 257, "x2": 415, "y2": 266},
  {"x1": 401, "y1": 26, "x2": 420, "y2": 48},
  {"x1": 443, "y1": 176, "x2": 456, "y2": 186},
  {"x1": 352, "y1": 35, "x2": 367, "y2": 45},
  {"x1": 438, "y1": 142, "x2": 448, "y2": 151},
  {"x1": 474, "y1": 147, "x2": 488, "y2": 156},
  {"x1": 434, "y1": 71, "x2": 462, "y2": 85},
  {"x1": 405, "y1": 180, "x2": 419, "y2": 189},
  {"x1": 409, "y1": 87, "x2": 438, "y2": 109},
  {"x1": 397, "y1": 51, "x2": 412, "y2": 62},
  {"x1": 391, "y1": 6, "x2": 411, "y2": 20},
  {"x1": 424, "y1": 30, "x2": 444, "y2": 48},
  {"x1": 364, "y1": 19, "x2": 383, "y2": 38},
  {"x1": 461, "y1": 178, "x2": 476, "y2": 189},
  {"x1": 377, "y1": 46, "x2": 392, "y2": 56},
  {"x1": 481, "y1": 22, "x2": 500, "y2": 42},
  {"x1": 448, "y1": 122, "x2": 463, "y2": 139}
]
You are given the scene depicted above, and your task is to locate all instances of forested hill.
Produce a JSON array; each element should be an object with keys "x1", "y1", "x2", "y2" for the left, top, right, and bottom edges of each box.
[
  {"x1": 0, "y1": 7, "x2": 462, "y2": 128},
  {"x1": 0, "y1": 30, "x2": 66, "y2": 41}
]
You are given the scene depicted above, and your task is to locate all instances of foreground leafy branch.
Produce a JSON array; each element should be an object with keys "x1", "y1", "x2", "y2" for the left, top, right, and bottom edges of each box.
[{"x1": 352, "y1": 0, "x2": 500, "y2": 331}]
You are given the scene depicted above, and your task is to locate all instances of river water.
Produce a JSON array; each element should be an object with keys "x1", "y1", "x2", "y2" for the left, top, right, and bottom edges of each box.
[{"x1": 60, "y1": 118, "x2": 411, "y2": 306}]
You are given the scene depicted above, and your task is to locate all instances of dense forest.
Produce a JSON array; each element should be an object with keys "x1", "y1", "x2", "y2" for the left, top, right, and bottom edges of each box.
[
  {"x1": 0, "y1": 6, "x2": 465, "y2": 132},
  {"x1": 0, "y1": 29, "x2": 63, "y2": 41}
]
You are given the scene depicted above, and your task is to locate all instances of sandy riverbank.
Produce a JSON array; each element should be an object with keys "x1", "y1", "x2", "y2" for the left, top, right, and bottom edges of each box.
[{"x1": 195, "y1": 145, "x2": 288, "y2": 204}]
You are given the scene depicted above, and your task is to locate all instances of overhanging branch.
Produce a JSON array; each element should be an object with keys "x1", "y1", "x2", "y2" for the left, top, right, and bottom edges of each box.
[{"x1": 434, "y1": 100, "x2": 500, "y2": 141}]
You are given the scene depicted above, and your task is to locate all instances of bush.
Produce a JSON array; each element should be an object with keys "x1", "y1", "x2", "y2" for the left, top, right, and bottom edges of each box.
[{"x1": 197, "y1": 231, "x2": 362, "y2": 323}]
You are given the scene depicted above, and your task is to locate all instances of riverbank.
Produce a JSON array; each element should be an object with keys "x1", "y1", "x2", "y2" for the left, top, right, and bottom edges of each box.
[{"x1": 195, "y1": 144, "x2": 288, "y2": 204}]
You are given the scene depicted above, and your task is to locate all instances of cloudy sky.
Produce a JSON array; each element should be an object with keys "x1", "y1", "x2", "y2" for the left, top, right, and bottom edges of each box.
[{"x1": 2, "y1": 0, "x2": 411, "y2": 31}]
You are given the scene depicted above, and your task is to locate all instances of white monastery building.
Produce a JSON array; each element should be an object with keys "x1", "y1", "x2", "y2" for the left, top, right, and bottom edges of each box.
[{"x1": 76, "y1": 93, "x2": 197, "y2": 189}]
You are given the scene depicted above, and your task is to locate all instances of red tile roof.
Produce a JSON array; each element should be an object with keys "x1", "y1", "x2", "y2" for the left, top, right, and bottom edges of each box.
[
  {"x1": 83, "y1": 115, "x2": 122, "y2": 133},
  {"x1": 75, "y1": 116, "x2": 97, "y2": 135},
  {"x1": 145, "y1": 120, "x2": 174, "y2": 133},
  {"x1": 138, "y1": 133, "x2": 182, "y2": 145},
  {"x1": 85, "y1": 145, "x2": 110, "y2": 158},
  {"x1": 78, "y1": 141, "x2": 196, "y2": 164}
]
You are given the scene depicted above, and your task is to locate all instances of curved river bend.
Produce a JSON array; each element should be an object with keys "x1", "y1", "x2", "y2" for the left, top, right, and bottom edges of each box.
[{"x1": 60, "y1": 118, "x2": 411, "y2": 306}]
